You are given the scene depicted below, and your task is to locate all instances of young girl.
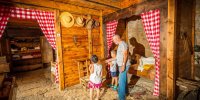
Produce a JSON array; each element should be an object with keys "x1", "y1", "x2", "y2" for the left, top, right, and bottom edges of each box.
[
  {"x1": 107, "y1": 50, "x2": 118, "y2": 91},
  {"x1": 88, "y1": 55, "x2": 102, "y2": 100}
]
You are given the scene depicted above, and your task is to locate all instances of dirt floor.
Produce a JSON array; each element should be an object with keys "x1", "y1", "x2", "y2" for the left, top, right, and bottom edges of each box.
[{"x1": 15, "y1": 68, "x2": 160, "y2": 100}]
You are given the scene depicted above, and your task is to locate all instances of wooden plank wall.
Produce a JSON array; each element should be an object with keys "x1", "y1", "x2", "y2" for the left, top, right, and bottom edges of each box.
[
  {"x1": 61, "y1": 14, "x2": 102, "y2": 87},
  {"x1": 176, "y1": 0, "x2": 194, "y2": 79}
]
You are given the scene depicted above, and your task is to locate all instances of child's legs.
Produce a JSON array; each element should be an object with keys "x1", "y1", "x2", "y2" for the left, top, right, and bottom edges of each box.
[
  {"x1": 96, "y1": 88, "x2": 100, "y2": 99},
  {"x1": 90, "y1": 88, "x2": 93, "y2": 100},
  {"x1": 111, "y1": 77, "x2": 114, "y2": 86},
  {"x1": 114, "y1": 77, "x2": 118, "y2": 86}
]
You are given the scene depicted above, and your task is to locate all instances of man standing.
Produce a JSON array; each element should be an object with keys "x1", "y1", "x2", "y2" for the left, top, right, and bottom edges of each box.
[{"x1": 113, "y1": 34, "x2": 130, "y2": 100}]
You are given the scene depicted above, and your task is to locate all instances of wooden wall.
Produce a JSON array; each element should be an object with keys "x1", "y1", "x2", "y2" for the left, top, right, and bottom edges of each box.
[
  {"x1": 159, "y1": 6, "x2": 168, "y2": 98},
  {"x1": 176, "y1": 0, "x2": 194, "y2": 79},
  {"x1": 0, "y1": 35, "x2": 9, "y2": 58},
  {"x1": 61, "y1": 14, "x2": 103, "y2": 87},
  {"x1": 195, "y1": 0, "x2": 200, "y2": 46}
]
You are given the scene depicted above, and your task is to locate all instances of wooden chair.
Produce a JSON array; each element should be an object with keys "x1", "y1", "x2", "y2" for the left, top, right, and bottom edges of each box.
[
  {"x1": 76, "y1": 58, "x2": 107, "y2": 90},
  {"x1": 76, "y1": 58, "x2": 90, "y2": 90}
]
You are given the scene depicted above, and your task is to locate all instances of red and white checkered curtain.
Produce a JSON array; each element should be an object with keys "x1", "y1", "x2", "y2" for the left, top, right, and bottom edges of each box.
[
  {"x1": 0, "y1": 6, "x2": 59, "y2": 83},
  {"x1": 34, "y1": 10, "x2": 59, "y2": 83},
  {"x1": 35, "y1": 10, "x2": 56, "y2": 49},
  {"x1": 140, "y1": 9, "x2": 160, "y2": 96},
  {"x1": 106, "y1": 20, "x2": 118, "y2": 57},
  {"x1": 0, "y1": 6, "x2": 11, "y2": 38}
]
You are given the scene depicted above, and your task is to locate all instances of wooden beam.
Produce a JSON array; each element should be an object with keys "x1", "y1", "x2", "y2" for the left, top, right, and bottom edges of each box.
[
  {"x1": 88, "y1": 29, "x2": 93, "y2": 58},
  {"x1": 103, "y1": 0, "x2": 167, "y2": 23},
  {"x1": 191, "y1": 0, "x2": 196, "y2": 79},
  {"x1": 0, "y1": 0, "x2": 101, "y2": 16},
  {"x1": 99, "y1": 10, "x2": 105, "y2": 59},
  {"x1": 167, "y1": 0, "x2": 177, "y2": 99},
  {"x1": 120, "y1": 0, "x2": 142, "y2": 8},
  {"x1": 84, "y1": 0, "x2": 121, "y2": 9},
  {"x1": 53, "y1": 0, "x2": 119, "y2": 15},
  {"x1": 54, "y1": 10, "x2": 65, "y2": 90}
]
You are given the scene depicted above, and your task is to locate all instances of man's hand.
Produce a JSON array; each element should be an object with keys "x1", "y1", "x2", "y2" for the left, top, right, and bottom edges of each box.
[{"x1": 120, "y1": 65, "x2": 125, "y2": 73}]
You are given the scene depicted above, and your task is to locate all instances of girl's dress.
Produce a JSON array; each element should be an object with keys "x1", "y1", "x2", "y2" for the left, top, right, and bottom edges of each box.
[{"x1": 88, "y1": 63, "x2": 102, "y2": 89}]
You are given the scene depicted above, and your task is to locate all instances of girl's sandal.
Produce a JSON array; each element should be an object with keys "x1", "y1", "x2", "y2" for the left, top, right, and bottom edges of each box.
[{"x1": 113, "y1": 86, "x2": 118, "y2": 91}]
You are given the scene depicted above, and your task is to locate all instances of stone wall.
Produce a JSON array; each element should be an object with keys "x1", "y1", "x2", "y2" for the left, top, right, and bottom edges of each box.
[{"x1": 127, "y1": 20, "x2": 153, "y2": 57}]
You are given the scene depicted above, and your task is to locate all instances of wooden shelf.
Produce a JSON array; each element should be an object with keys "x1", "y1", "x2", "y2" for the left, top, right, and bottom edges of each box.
[
  {"x1": 9, "y1": 36, "x2": 43, "y2": 72},
  {"x1": 11, "y1": 49, "x2": 41, "y2": 55},
  {"x1": 11, "y1": 37, "x2": 40, "y2": 39},
  {"x1": 12, "y1": 56, "x2": 42, "y2": 61}
]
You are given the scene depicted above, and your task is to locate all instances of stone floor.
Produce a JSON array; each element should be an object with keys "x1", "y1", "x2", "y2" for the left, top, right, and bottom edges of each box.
[{"x1": 15, "y1": 68, "x2": 160, "y2": 100}]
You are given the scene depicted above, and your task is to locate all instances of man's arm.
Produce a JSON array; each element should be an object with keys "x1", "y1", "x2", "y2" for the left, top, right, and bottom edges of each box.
[
  {"x1": 120, "y1": 49, "x2": 128, "y2": 72},
  {"x1": 105, "y1": 57, "x2": 116, "y2": 63}
]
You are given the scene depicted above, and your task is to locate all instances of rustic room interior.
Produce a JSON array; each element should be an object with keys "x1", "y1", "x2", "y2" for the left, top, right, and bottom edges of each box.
[
  {"x1": 4, "y1": 18, "x2": 55, "y2": 72},
  {"x1": 0, "y1": 0, "x2": 200, "y2": 100}
]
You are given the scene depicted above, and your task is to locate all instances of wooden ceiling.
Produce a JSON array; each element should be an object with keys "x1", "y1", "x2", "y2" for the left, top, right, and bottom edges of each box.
[
  {"x1": 53, "y1": 0, "x2": 144, "y2": 15},
  {"x1": 0, "y1": 0, "x2": 144, "y2": 16}
]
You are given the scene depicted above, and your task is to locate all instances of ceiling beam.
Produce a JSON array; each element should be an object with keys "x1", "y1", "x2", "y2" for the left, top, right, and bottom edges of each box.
[
  {"x1": 53, "y1": 0, "x2": 119, "y2": 15},
  {"x1": 84, "y1": 0, "x2": 122, "y2": 9},
  {"x1": 0, "y1": 0, "x2": 101, "y2": 16},
  {"x1": 103, "y1": 0, "x2": 167, "y2": 23},
  {"x1": 55, "y1": 0, "x2": 119, "y2": 10},
  {"x1": 120, "y1": 0, "x2": 143, "y2": 8}
]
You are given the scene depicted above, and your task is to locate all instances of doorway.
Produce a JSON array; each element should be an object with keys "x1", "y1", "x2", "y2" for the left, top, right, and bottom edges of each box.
[{"x1": 1, "y1": 17, "x2": 56, "y2": 99}]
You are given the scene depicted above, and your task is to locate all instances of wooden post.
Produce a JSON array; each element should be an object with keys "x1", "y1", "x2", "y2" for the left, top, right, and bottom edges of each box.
[
  {"x1": 125, "y1": 20, "x2": 129, "y2": 43},
  {"x1": 54, "y1": 10, "x2": 65, "y2": 90},
  {"x1": 77, "y1": 62, "x2": 81, "y2": 84},
  {"x1": 167, "y1": 0, "x2": 177, "y2": 99},
  {"x1": 99, "y1": 10, "x2": 105, "y2": 59},
  {"x1": 0, "y1": 41, "x2": 2, "y2": 56},
  {"x1": 88, "y1": 29, "x2": 93, "y2": 58},
  {"x1": 191, "y1": 0, "x2": 196, "y2": 79}
]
